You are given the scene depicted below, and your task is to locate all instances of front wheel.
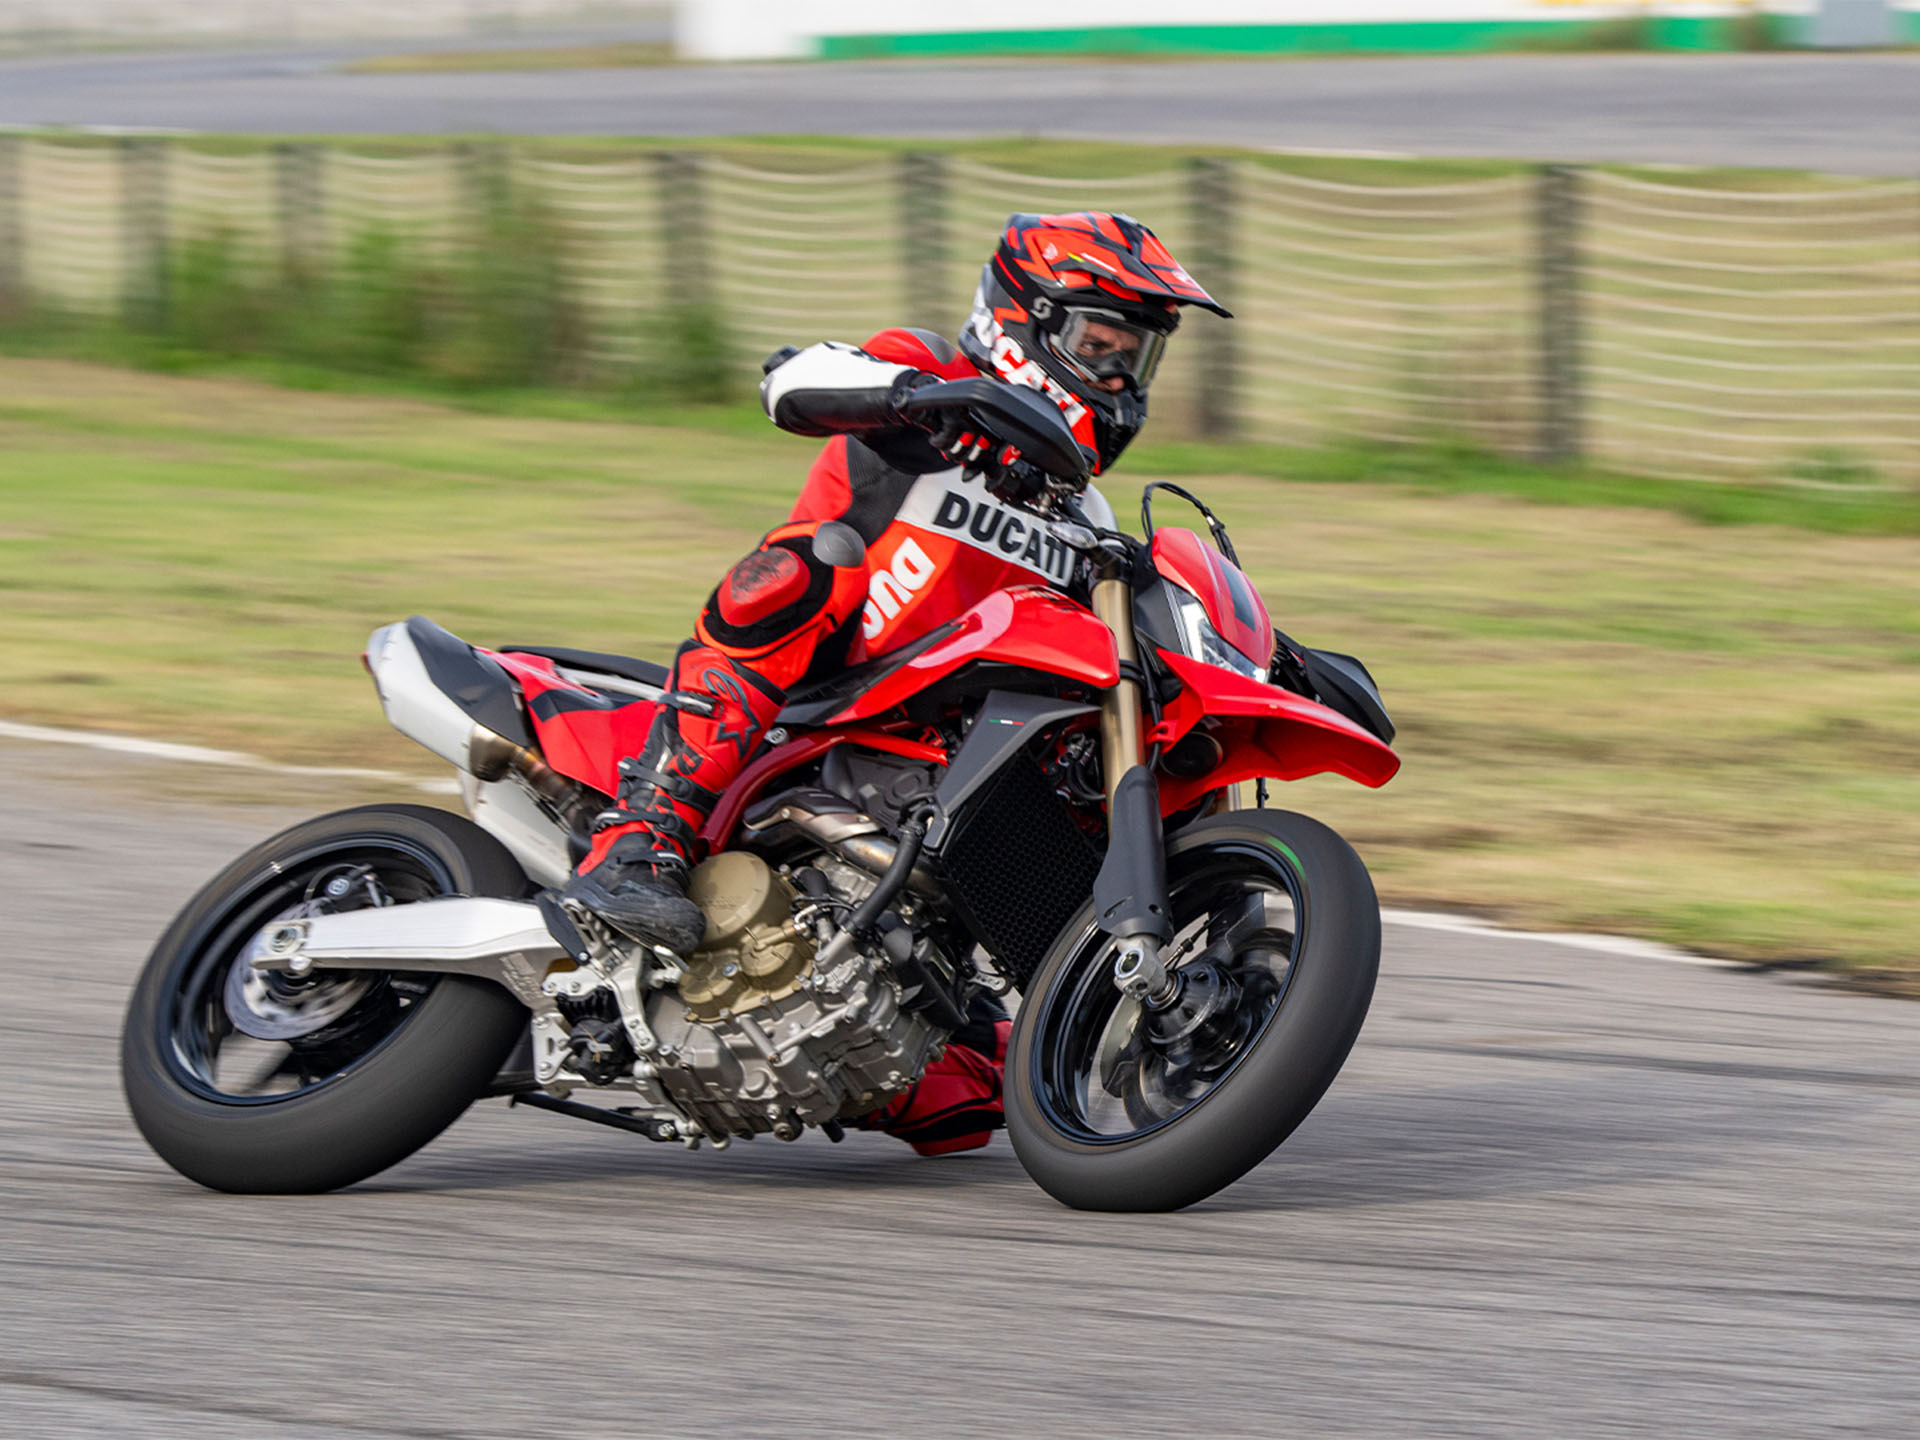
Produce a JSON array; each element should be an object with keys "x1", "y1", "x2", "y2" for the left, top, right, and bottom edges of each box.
[
  {"x1": 121, "y1": 805, "x2": 532, "y2": 1193},
  {"x1": 1006, "y1": 809, "x2": 1380, "y2": 1212}
]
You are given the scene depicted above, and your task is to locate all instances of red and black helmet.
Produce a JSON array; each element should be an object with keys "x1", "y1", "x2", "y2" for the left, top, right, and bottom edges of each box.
[{"x1": 959, "y1": 211, "x2": 1232, "y2": 475}]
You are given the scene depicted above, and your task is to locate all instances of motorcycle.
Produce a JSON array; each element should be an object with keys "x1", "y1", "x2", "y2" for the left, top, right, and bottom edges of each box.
[{"x1": 121, "y1": 382, "x2": 1399, "y2": 1211}]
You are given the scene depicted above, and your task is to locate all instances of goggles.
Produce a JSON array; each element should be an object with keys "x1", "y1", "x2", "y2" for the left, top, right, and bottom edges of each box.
[{"x1": 1045, "y1": 308, "x2": 1171, "y2": 394}]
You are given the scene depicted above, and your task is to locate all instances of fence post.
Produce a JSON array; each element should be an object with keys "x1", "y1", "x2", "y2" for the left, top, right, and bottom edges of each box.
[
  {"x1": 458, "y1": 140, "x2": 511, "y2": 236},
  {"x1": 654, "y1": 150, "x2": 732, "y2": 394},
  {"x1": 1186, "y1": 156, "x2": 1241, "y2": 441},
  {"x1": 119, "y1": 137, "x2": 170, "y2": 331},
  {"x1": 655, "y1": 150, "x2": 714, "y2": 312},
  {"x1": 898, "y1": 151, "x2": 951, "y2": 333},
  {"x1": 274, "y1": 141, "x2": 326, "y2": 283},
  {"x1": 1535, "y1": 163, "x2": 1587, "y2": 464},
  {"x1": 0, "y1": 136, "x2": 22, "y2": 320}
]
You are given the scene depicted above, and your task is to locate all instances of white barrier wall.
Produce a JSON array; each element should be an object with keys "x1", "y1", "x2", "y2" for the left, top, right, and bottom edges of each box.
[{"x1": 675, "y1": 1, "x2": 1913, "y2": 60}]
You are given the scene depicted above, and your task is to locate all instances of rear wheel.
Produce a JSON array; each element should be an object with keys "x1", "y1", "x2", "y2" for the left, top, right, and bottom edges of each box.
[
  {"x1": 121, "y1": 805, "x2": 531, "y2": 1193},
  {"x1": 1006, "y1": 809, "x2": 1379, "y2": 1212}
]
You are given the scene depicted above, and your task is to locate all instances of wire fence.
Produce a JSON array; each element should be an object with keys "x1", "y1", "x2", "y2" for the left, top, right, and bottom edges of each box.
[
  {"x1": 1582, "y1": 170, "x2": 1920, "y2": 486},
  {"x1": 0, "y1": 136, "x2": 1914, "y2": 489}
]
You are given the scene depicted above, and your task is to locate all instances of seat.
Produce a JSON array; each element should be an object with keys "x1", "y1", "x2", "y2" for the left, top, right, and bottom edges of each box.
[{"x1": 405, "y1": 616, "x2": 533, "y2": 747}]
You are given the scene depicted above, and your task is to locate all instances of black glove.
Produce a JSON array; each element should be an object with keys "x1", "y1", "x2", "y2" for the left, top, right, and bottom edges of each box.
[
  {"x1": 893, "y1": 377, "x2": 1039, "y2": 498},
  {"x1": 894, "y1": 375, "x2": 1094, "y2": 498},
  {"x1": 923, "y1": 410, "x2": 1035, "y2": 492}
]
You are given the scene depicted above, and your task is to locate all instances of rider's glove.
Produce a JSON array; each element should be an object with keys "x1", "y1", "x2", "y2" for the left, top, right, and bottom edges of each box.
[
  {"x1": 929, "y1": 418, "x2": 1040, "y2": 501},
  {"x1": 761, "y1": 343, "x2": 926, "y2": 438},
  {"x1": 895, "y1": 374, "x2": 1093, "y2": 504},
  {"x1": 899, "y1": 377, "x2": 1039, "y2": 497}
]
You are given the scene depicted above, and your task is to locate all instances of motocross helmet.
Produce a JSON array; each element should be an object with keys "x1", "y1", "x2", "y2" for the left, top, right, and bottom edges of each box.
[{"x1": 959, "y1": 211, "x2": 1232, "y2": 475}]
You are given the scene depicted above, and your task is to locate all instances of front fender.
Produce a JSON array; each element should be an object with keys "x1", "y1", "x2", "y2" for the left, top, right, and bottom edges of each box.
[{"x1": 1151, "y1": 649, "x2": 1400, "y2": 814}]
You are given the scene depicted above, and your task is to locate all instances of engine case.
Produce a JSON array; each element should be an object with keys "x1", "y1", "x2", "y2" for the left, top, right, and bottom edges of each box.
[
  {"x1": 678, "y1": 851, "x2": 812, "y2": 1021},
  {"x1": 645, "y1": 852, "x2": 946, "y2": 1139}
]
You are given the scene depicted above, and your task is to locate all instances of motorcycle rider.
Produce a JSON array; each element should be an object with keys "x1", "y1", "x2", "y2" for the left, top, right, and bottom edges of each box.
[{"x1": 562, "y1": 211, "x2": 1230, "y2": 1154}]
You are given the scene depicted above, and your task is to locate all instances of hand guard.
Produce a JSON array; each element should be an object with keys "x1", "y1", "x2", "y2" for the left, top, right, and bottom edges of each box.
[{"x1": 896, "y1": 375, "x2": 1092, "y2": 502}]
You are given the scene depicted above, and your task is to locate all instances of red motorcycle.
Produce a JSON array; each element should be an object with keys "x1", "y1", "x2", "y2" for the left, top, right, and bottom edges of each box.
[{"x1": 122, "y1": 388, "x2": 1399, "y2": 1211}]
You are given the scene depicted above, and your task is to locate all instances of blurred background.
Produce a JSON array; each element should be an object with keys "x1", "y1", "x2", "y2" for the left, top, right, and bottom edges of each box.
[{"x1": 1, "y1": 1, "x2": 1915, "y2": 978}]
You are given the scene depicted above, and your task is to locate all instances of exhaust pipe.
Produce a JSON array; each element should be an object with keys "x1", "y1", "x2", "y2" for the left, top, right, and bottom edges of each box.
[
  {"x1": 250, "y1": 897, "x2": 564, "y2": 1011},
  {"x1": 745, "y1": 795, "x2": 939, "y2": 897}
]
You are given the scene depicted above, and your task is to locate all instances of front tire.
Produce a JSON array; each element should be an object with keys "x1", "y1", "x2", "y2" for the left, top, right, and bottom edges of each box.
[
  {"x1": 121, "y1": 805, "x2": 531, "y2": 1193},
  {"x1": 1006, "y1": 809, "x2": 1379, "y2": 1212}
]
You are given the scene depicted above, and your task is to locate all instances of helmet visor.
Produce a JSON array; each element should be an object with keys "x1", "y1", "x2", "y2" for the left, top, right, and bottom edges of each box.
[{"x1": 1046, "y1": 308, "x2": 1170, "y2": 394}]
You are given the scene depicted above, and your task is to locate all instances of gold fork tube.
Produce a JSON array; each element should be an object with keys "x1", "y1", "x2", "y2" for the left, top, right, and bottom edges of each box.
[{"x1": 1091, "y1": 575, "x2": 1144, "y2": 812}]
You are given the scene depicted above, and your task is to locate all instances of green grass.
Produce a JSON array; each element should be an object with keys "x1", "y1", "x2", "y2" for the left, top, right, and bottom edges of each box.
[
  {"x1": 10, "y1": 320, "x2": 1914, "y2": 540},
  {"x1": 7, "y1": 311, "x2": 1912, "y2": 541},
  {"x1": 11, "y1": 318, "x2": 1915, "y2": 539},
  {"x1": 3, "y1": 359, "x2": 1916, "y2": 977},
  {"x1": 1127, "y1": 441, "x2": 1920, "y2": 536}
]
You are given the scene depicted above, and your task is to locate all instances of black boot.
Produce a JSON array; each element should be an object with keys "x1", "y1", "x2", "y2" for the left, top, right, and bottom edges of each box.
[
  {"x1": 558, "y1": 696, "x2": 726, "y2": 955},
  {"x1": 561, "y1": 831, "x2": 706, "y2": 955},
  {"x1": 562, "y1": 644, "x2": 787, "y2": 954}
]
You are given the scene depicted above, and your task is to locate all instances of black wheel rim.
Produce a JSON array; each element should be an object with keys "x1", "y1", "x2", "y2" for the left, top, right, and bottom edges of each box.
[
  {"x1": 1029, "y1": 839, "x2": 1305, "y2": 1146},
  {"x1": 160, "y1": 835, "x2": 458, "y2": 1106}
]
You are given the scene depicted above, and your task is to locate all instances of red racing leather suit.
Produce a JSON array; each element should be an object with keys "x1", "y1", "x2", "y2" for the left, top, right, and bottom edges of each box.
[{"x1": 582, "y1": 326, "x2": 1110, "y2": 1154}]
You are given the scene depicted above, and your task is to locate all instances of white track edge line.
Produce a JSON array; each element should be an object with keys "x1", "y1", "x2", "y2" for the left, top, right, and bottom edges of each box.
[
  {"x1": 0, "y1": 719, "x2": 461, "y2": 795},
  {"x1": 3, "y1": 717, "x2": 1735, "y2": 967},
  {"x1": 1381, "y1": 907, "x2": 1738, "y2": 967}
]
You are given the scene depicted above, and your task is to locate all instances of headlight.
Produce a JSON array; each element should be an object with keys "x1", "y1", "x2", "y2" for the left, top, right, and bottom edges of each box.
[{"x1": 1168, "y1": 589, "x2": 1268, "y2": 682}]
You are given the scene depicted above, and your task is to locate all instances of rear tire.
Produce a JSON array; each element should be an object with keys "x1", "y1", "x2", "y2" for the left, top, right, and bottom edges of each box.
[
  {"x1": 121, "y1": 805, "x2": 532, "y2": 1193},
  {"x1": 1006, "y1": 809, "x2": 1379, "y2": 1212}
]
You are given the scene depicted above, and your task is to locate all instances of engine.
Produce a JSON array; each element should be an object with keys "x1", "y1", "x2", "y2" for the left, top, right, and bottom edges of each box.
[
  {"x1": 646, "y1": 850, "x2": 949, "y2": 1140},
  {"x1": 534, "y1": 823, "x2": 959, "y2": 1144}
]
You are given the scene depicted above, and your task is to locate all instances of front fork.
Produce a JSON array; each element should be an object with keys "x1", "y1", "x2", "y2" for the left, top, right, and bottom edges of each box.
[{"x1": 1088, "y1": 568, "x2": 1179, "y2": 1006}]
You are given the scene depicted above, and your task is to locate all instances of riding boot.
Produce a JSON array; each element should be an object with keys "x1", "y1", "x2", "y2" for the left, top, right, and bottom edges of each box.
[{"x1": 562, "y1": 646, "x2": 785, "y2": 954}]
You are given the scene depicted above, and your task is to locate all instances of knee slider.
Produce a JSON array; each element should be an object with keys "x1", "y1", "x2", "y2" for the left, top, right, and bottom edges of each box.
[
  {"x1": 715, "y1": 546, "x2": 811, "y2": 629},
  {"x1": 701, "y1": 539, "x2": 837, "y2": 653}
]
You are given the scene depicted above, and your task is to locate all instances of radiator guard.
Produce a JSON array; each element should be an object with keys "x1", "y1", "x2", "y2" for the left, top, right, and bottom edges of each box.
[{"x1": 930, "y1": 753, "x2": 1101, "y2": 993}]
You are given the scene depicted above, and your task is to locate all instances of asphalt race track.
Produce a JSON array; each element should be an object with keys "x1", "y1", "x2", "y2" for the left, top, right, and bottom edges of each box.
[
  {"x1": 3, "y1": 735, "x2": 1918, "y2": 1437},
  {"x1": 0, "y1": 40, "x2": 1916, "y2": 173}
]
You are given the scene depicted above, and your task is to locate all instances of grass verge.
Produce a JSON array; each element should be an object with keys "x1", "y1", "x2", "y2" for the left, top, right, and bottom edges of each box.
[
  {"x1": 7, "y1": 326, "x2": 1914, "y2": 541},
  {"x1": 3, "y1": 358, "x2": 1916, "y2": 976},
  {"x1": 1127, "y1": 442, "x2": 1920, "y2": 538}
]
